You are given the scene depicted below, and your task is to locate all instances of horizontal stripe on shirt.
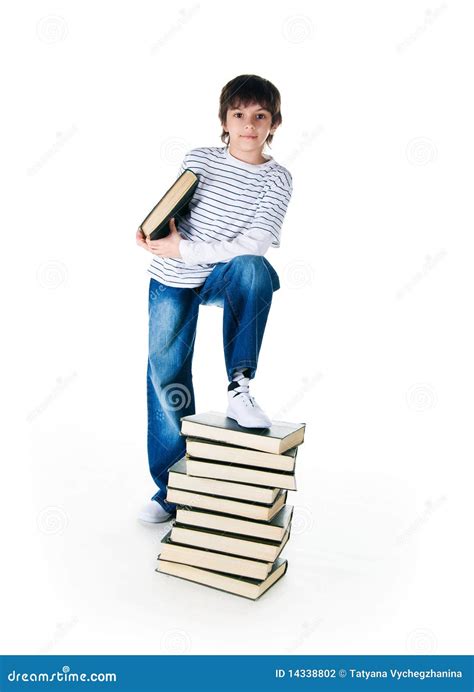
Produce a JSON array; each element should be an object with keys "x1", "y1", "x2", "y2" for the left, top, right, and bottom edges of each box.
[{"x1": 147, "y1": 145, "x2": 293, "y2": 288}]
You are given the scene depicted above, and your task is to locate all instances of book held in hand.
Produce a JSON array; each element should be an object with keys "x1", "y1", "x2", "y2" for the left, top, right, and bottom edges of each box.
[{"x1": 139, "y1": 169, "x2": 199, "y2": 241}]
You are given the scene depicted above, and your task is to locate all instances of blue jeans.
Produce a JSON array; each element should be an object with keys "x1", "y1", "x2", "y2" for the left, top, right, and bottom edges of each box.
[{"x1": 146, "y1": 255, "x2": 280, "y2": 512}]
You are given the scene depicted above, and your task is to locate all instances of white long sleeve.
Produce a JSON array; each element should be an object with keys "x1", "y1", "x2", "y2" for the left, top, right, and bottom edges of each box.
[
  {"x1": 178, "y1": 173, "x2": 292, "y2": 266},
  {"x1": 147, "y1": 146, "x2": 293, "y2": 288}
]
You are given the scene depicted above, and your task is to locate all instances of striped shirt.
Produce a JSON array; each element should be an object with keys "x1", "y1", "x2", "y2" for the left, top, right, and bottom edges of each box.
[{"x1": 147, "y1": 146, "x2": 293, "y2": 288}]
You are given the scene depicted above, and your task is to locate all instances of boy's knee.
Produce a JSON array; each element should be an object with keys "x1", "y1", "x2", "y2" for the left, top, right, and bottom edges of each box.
[
  {"x1": 226, "y1": 255, "x2": 279, "y2": 291},
  {"x1": 227, "y1": 254, "x2": 265, "y2": 271}
]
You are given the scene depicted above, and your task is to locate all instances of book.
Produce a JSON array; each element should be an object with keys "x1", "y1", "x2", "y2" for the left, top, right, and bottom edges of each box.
[
  {"x1": 166, "y1": 487, "x2": 288, "y2": 521},
  {"x1": 139, "y1": 170, "x2": 199, "y2": 241},
  {"x1": 170, "y1": 521, "x2": 291, "y2": 562},
  {"x1": 168, "y1": 457, "x2": 281, "y2": 504},
  {"x1": 175, "y1": 504, "x2": 293, "y2": 542},
  {"x1": 186, "y1": 437, "x2": 297, "y2": 472},
  {"x1": 180, "y1": 411, "x2": 305, "y2": 454},
  {"x1": 159, "y1": 532, "x2": 273, "y2": 580},
  {"x1": 156, "y1": 557, "x2": 288, "y2": 600},
  {"x1": 185, "y1": 457, "x2": 297, "y2": 491}
]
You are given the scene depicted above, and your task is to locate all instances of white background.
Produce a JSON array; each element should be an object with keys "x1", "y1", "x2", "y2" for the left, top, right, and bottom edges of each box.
[{"x1": 1, "y1": 0, "x2": 473, "y2": 655}]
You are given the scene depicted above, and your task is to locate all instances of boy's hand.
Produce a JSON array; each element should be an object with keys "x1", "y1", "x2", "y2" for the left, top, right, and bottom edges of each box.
[
  {"x1": 145, "y1": 218, "x2": 182, "y2": 259},
  {"x1": 136, "y1": 227, "x2": 150, "y2": 250}
]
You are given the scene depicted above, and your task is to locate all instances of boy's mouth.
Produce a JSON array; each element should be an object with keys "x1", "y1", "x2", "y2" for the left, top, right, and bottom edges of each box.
[{"x1": 241, "y1": 135, "x2": 257, "y2": 139}]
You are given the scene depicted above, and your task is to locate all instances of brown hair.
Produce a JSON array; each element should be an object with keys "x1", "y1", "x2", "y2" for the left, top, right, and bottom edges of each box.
[{"x1": 218, "y1": 74, "x2": 282, "y2": 148}]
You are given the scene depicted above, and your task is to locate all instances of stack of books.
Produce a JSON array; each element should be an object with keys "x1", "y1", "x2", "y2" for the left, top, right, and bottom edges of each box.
[{"x1": 156, "y1": 411, "x2": 306, "y2": 600}]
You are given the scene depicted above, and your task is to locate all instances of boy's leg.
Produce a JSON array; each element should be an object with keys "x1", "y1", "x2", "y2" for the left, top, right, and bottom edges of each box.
[
  {"x1": 198, "y1": 255, "x2": 280, "y2": 381},
  {"x1": 147, "y1": 278, "x2": 200, "y2": 512}
]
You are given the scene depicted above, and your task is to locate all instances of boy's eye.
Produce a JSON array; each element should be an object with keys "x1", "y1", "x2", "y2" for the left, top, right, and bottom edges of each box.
[{"x1": 233, "y1": 113, "x2": 266, "y2": 119}]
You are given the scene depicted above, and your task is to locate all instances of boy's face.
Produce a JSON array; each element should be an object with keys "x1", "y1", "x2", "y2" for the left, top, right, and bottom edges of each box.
[{"x1": 223, "y1": 102, "x2": 278, "y2": 153}]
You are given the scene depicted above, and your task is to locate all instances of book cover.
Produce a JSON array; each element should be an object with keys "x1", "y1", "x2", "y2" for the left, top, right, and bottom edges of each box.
[
  {"x1": 140, "y1": 169, "x2": 199, "y2": 240},
  {"x1": 180, "y1": 411, "x2": 305, "y2": 454}
]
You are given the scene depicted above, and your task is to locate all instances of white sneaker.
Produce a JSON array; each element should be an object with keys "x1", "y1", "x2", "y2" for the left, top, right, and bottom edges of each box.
[
  {"x1": 138, "y1": 500, "x2": 173, "y2": 523},
  {"x1": 226, "y1": 371, "x2": 272, "y2": 428}
]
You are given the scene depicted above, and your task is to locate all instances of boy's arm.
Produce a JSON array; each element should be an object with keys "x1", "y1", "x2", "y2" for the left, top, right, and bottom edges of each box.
[{"x1": 179, "y1": 172, "x2": 293, "y2": 266}]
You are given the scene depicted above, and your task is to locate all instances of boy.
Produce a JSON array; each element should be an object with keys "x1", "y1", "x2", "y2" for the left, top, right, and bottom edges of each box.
[{"x1": 136, "y1": 74, "x2": 293, "y2": 523}]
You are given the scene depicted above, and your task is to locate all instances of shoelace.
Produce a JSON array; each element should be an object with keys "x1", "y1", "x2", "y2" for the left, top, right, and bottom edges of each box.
[{"x1": 230, "y1": 374, "x2": 256, "y2": 408}]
